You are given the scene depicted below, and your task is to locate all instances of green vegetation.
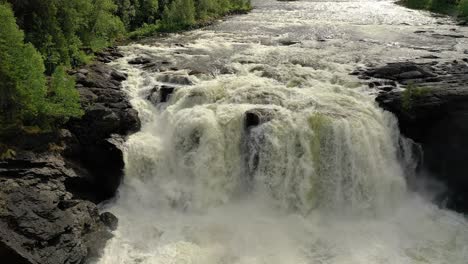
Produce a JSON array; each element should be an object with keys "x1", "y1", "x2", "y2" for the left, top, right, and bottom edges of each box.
[
  {"x1": 401, "y1": 83, "x2": 430, "y2": 111},
  {"x1": 459, "y1": 0, "x2": 468, "y2": 17},
  {"x1": 0, "y1": 0, "x2": 251, "y2": 141},
  {"x1": 0, "y1": 3, "x2": 83, "y2": 136},
  {"x1": 400, "y1": 0, "x2": 468, "y2": 20}
]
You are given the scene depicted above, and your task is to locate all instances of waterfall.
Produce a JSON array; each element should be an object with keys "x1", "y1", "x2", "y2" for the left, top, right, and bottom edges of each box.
[{"x1": 97, "y1": 1, "x2": 468, "y2": 263}]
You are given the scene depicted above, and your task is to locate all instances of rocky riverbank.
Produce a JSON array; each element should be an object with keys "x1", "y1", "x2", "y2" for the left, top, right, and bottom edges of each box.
[
  {"x1": 0, "y1": 48, "x2": 140, "y2": 264},
  {"x1": 358, "y1": 58, "x2": 468, "y2": 213}
]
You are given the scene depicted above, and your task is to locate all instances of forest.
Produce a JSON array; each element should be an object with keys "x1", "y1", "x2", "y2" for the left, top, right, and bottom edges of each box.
[
  {"x1": 0, "y1": 0, "x2": 251, "y2": 135},
  {"x1": 402, "y1": 0, "x2": 468, "y2": 18}
]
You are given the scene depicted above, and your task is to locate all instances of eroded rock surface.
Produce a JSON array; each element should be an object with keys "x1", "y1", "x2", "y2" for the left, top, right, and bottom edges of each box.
[{"x1": 360, "y1": 59, "x2": 468, "y2": 212}]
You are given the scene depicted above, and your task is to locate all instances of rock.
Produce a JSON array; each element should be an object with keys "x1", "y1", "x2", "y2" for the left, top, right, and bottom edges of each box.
[
  {"x1": 279, "y1": 39, "x2": 300, "y2": 46},
  {"x1": 100, "y1": 212, "x2": 118, "y2": 231},
  {"x1": 67, "y1": 62, "x2": 140, "y2": 202},
  {"x1": 78, "y1": 69, "x2": 89, "y2": 75},
  {"x1": 0, "y1": 152, "x2": 112, "y2": 264},
  {"x1": 111, "y1": 70, "x2": 127, "y2": 81},
  {"x1": 398, "y1": 70, "x2": 424, "y2": 79},
  {"x1": 244, "y1": 108, "x2": 278, "y2": 129},
  {"x1": 365, "y1": 61, "x2": 468, "y2": 213},
  {"x1": 157, "y1": 74, "x2": 192, "y2": 85},
  {"x1": 128, "y1": 56, "x2": 152, "y2": 65},
  {"x1": 366, "y1": 62, "x2": 435, "y2": 81}
]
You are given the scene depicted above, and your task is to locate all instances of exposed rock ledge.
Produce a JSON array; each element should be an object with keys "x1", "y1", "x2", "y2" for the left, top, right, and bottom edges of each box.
[
  {"x1": 0, "y1": 47, "x2": 140, "y2": 263},
  {"x1": 358, "y1": 59, "x2": 468, "y2": 213}
]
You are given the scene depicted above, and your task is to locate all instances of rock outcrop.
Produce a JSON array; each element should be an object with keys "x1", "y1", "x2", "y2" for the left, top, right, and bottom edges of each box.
[
  {"x1": 0, "y1": 47, "x2": 140, "y2": 263},
  {"x1": 67, "y1": 50, "x2": 140, "y2": 202},
  {"x1": 360, "y1": 60, "x2": 468, "y2": 213}
]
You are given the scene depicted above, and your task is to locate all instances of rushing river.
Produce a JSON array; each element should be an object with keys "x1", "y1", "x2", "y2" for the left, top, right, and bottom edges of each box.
[{"x1": 97, "y1": 0, "x2": 468, "y2": 263}]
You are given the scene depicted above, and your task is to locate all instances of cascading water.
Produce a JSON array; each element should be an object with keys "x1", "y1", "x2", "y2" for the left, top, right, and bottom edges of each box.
[{"x1": 97, "y1": 0, "x2": 468, "y2": 263}]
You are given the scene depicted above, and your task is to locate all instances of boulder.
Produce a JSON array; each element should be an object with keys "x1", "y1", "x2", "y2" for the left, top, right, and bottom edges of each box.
[
  {"x1": 100, "y1": 212, "x2": 118, "y2": 231},
  {"x1": 128, "y1": 55, "x2": 152, "y2": 65}
]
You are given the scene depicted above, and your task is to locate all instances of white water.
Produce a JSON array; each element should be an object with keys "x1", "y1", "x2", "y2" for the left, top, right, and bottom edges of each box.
[{"x1": 98, "y1": 1, "x2": 468, "y2": 263}]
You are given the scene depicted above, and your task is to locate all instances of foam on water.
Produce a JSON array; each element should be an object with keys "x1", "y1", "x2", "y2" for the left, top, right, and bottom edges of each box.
[{"x1": 97, "y1": 1, "x2": 468, "y2": 263}]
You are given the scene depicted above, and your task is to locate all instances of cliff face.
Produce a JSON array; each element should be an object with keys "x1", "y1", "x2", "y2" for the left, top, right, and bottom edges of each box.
[
  {"x1": 0, "y1": 48, "x2": 140, "y2": 264},
  {"x1": 359, "y1": 60, "x2": 468, "y2": 213}
]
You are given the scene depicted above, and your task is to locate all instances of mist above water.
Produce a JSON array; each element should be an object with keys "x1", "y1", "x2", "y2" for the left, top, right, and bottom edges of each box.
[{"x1": 97, "y1": 1, "x2": 468, "y2": 263}]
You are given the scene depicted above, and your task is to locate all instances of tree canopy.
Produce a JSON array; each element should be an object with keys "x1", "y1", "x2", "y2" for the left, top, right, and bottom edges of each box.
[{"x1": 0, "y1": 0, "x2": 251, "y2": 135}]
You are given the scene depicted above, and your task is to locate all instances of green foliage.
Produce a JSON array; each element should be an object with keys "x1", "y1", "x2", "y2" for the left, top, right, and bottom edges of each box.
[
  {"x1": 0, "y1": 2, "x2": 47, "y2": 125},
  {"x1": 116, "y1": 0, "x2": 159, "y2": 30},
  {"x1": 5, "y1": 0, "x2": 125, "y2": 72},
  {"x1": 402, "y1": 0, "x2": 430, "y2": 9},
  {"x1": 1, "y1": 0, "x2": 251, "y2": 140},
  {"x1": 0, "y1": 3, "x2": 82, "y2": 134},
  {"x1": 459, "y1": 0, "x2": 468, "y2": 18},
  {"x1": 401, "y1": 83, "x2": 429, "y2": 111},
  {"x1": 128, "y1": 23, "x2": 161, "y2": 39},
  {"x1": 162, "y1": 0, "x2": 196, "y2": 30},
  {"x1": 401, "y1": 0, "x2": 467, "y2": 20},
  {"x1": 45, "y1": 66, "x2": 84, "y2": 125}
]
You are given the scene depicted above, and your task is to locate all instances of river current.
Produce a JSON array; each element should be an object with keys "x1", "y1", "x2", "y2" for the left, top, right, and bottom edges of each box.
[{"x1": 97, "y1": 0, "x2": 468, "y2": 263}]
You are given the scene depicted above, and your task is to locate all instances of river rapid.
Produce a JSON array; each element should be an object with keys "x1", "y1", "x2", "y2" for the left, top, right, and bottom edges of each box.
[{"x1": 97, "y1": 0, "x2": 468, "y2": 263}]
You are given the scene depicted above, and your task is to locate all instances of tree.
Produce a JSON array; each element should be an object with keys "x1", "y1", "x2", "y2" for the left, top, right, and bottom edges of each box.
[
  {"x1": 162, "y1": 0, "x2": 196, "y2": 30},
  {"x1": 45, "y1": 66, "x2": 84, "y2": 125},
  {"x1": 0, "y1": 3, "x2": 82, "y2": 130},
  {"x1": 0, "y1": 2, "x2": 47, "y2": 125}
]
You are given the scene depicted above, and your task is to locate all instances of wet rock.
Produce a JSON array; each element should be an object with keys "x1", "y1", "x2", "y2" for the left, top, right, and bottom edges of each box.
[
  {"x1": 147, "y1": 85, "x2": 177, "y2": 104},
  {"x1": 244, "y1": 108, "x2": 277, "y2": 128},
  {"x1": 67, "y1": 61, "x2": 140, "y2": 202},
  {"x1": 365, "y1": 62, "x2": 435, "y2": 81},
  {"x1": 157, "y1": 74, "x2": 192, "y2": 85},
  {"x1": 111, "y1": 71, "x2": 127, "y2": 81},
  {"x1": 0, "y1": 152, "x2": 112, "y2": 264},
  {"x1": 100, "y1": 212, "x2": 118, "y2": 231},
  {"x1": 279, "y1": 39, "x2": 300, "y2": 46},
  {"x1": 363, "y1": 61, "x2": 468, "y2": 213},
  {"x1": 128, "y1": 55, "x2": 152, "y2": 65}
]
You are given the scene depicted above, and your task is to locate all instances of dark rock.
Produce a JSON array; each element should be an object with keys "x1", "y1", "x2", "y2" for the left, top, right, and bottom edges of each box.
[
  {"x1": 0, "y1": 152, "x2": 112, "y2": 264},
  {"x1": 67, "y1": 62, "x2": 140, "y2": 202},
  {"x1": 244, "y1": 108, "x2": 277, "y2": 129},
  {"x1": 111, "y1": 70, "x2": 127, "y2": 81},
  {"x1": 365, "y1": 61, "x2": 468, "y2": 213},
  {"x1": 128, "y1": 56, "x2": 152, "y2": 65},
  {"x1": 160, "y1": 86, "x2": 176, "y2": 103},
  {"x1": 366, "y1": 62, "x2": 435, "y2": 81},
  {"x1": 157, "y1": 74, "x2": 192, "y2": 85},
  {"x1": 100, "y1": 212, "x2": 118, "y2": 231},
  {"x1": 279, "y1": 39, "x2": 300, "y2": 46}
]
